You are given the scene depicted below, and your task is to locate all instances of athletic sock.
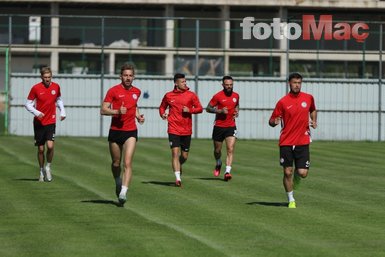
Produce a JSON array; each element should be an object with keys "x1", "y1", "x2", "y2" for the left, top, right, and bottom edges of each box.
[
  {"x1": 114, "y1": 176, "x2": 122, "y2": 185},
  {"x1": 287, "y1": 191, "x2": 295, "y2": 202},
  {"x1": 46, "y1": 163, "x2": 51, "y2": 169},
  {"x1": 120, "y1": 186, "x2": 128, "y2": 196},
  {"x1": 225, "y1": 165, "x2": 231, "y2": 173},
  {"x1": 40, "y1": 168, "x2": 44, "y2": 176},
  {"x1": 216, "y1": 159, "x2": 222, "y2": 166},
  {"x1": 174, "y1": 171, "x2": 181, "y2": 181}
]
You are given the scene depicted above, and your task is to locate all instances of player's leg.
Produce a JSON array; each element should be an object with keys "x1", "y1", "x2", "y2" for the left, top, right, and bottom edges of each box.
[
  {"x1": 119, "y1": 137, "x2": 137, "y2": 202},
  {"x1": 225, "y1": 136, "x2": 236, "y2": 171},
  {"x1": 280, "y1": 146, "x2": 296, "y2": 208},
  {"x1": 212, "y1": 126, "x2": 223, "y2": 176},
  {"x1": 37, "y1": 144, "x2": 45, "y2": 181},
  {"x1": 171, "y1": 147, "x2": 182, "y2": 186},
  {"x1": 43, "y1": 124, "x2": 56, "y2": 182},
  {"x1": 109, "y1": 142, "x2": 122, "y2": 197},
  {"x1": 179, "y1": 135, "x2": 191, "y2": 173},
  {"x1": 34, "y1": 122, "x2": 46, "y2": 181},
  {"x1": 44, "y1": 140, "x2": 54, "y2": 181}
]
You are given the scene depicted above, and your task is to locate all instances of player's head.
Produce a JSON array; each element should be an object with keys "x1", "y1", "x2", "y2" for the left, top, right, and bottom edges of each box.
[
  {"x1": 174, "y1": 73, "x2": 187, "y2": 91},
  {"x1": 288, "y1": 72, "x2": 302, "y2": 94},
  {"x1": 222, "y1": 75, "x2": 234, "y2": 95},
  {"x1": 120, "y1": 64, "x2": 135, "y2": 88},
  {"x1": 40, "y1": 67, "x2": 52, "y2": 87},
  {"x1": 120, "y1": 64, "x2": 135, "y2": 75}
]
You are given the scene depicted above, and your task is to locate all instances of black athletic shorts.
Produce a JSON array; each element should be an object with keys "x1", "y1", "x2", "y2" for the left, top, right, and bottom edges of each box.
[
  {"x1": 108, "y1": 129, "x2": 138, "y2": 145},
  {"x1": 168, "y1": 133, "x2": 191, "y2": 152},
  {"x1": 279, "y1": 145, "x2": 310, "y2": 169},
  {"x1": 34, "y1": 120, "x2": 55, "y2": 146},
  {"x1": 212, "y1": 126, "x2": 237, "y2": 142}
]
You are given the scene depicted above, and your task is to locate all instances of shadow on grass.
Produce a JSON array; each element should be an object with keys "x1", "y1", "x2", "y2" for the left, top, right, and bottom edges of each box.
[
  {"x1": 81, "y1": 199, "x2": 123, "y2": 207},
  {"x1": 195, "y1": 177, "x2": 223, "y2": 181},
  {"x1": 247, "y1": 201, "x2": 287, "y2": 207},
  {"x1": 14, "y1": 178, "x2": 39, "y2": 182},
  {"x1": 142, "y1": 181, "x2": 176, "y2": 187}
]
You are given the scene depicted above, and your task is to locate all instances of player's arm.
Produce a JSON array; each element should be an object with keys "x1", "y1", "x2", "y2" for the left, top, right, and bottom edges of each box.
[
  {"x1": 269, "y1": 103, "x2": 282, "y2": 127},
  {"x1": 136, "y1": 107, "x2": 145, "y2": 124},
  {"x1": 310, "y1": 110, "x2": 317, "y2": 129},
  {"x1": 187, "y1": 94, "x2": 203, "y2": 114},
  {"x1": 159, "y1": 95, "x2": 169, "y2": 119},
  {"x1": 25, "y1": 99, "x2": 43, "y2": 118},
  {"x1": 234, "y1": 103, "x2": 239, "y2": 118},
  {"x1": 206, "y1": 103, "x2": 218, "y2": 114},
  {"x1": 56, "y1": 97, "x2": 66, "y2": 121},
  {"x1": 100, "y1": 101, "x2": 120, "y2": 116}
]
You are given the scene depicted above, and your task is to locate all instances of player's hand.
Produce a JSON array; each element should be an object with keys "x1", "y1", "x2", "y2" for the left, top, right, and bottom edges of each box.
[
  {"x1": 274, "y1": 116, "x2": 281, "y2": 125},
  {"x1": 310, "y1": 120, "x2": 317, "y2": 129},
  {"x1": 161, "y1": 113, "x2": 168, "y2": 120},
  {"x1": 119, "y1": 102, "x2": 127, "y2": 114},
  {"x1": 221, "y1": 107, "x2": 228, "y2": 114},
  {"x1": 137, "y1": 114, "x2": 145, "y2": 124},
  {"x1": 233, "y1": 109, "x2": 239, "y2": 118},
  {"x1": 182, "y1": 106, "x2": 190, "y2": 113},
  {"x1": 37, "y1": 113, "x2": 45, "y2": 119},
  {"x1": 60, "y1": 116, "x2": 66, "y2": 121}
]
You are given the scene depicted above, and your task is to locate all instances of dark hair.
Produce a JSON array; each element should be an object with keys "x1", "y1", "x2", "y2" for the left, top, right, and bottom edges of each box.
[
  {"x1": 174, "y1": 73, "x2": 185, "y2": 83},
  {"x1": 288, "y1": 72, "x2": 302, "y2": 81},
  {"x1": 120, "y1": 64, "x2": 135, "y2": 75},
  {"x1": 222, "y1": 75, "x2": 233, "y2": 83}
]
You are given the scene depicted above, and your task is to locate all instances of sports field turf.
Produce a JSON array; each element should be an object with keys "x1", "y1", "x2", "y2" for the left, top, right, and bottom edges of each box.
[{"x1": 1, "y1": 136, "x2": 385, "y2": 257}]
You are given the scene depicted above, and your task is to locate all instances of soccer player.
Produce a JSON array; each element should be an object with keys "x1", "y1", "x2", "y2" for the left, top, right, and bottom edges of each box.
[
  {"x1": 100, "y1": 64, "x2": 145, "y2": 205},
  {"x1": 269, "y1": 72, "x2": 317, "y2": 208},
  {"x1": 159, "y1": 73, "x2": 203, "y2": 187},
  {"x1": 206, "y1": 76, "x2": 239, "y2": 181},
  {"x1": 25, "y1": 67, "x2": 66, "y2": 182}
]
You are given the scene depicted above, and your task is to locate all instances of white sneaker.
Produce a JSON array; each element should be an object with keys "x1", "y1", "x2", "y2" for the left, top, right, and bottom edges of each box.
[
  {"x1": 39, "y1": 174, "x2": 45, "y2": 182},
  {"x1": 45, "y1": 166, "x2": 52, "y2": 182}
]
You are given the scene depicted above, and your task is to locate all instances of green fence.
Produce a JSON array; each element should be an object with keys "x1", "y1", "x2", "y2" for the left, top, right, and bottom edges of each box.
[{"x1": 0, "y1": 47, "x2": 9, "y2": 135}]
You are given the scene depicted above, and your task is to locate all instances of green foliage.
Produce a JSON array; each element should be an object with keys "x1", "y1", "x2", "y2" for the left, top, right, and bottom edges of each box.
[{"x1": 1, "y1": 136, "x2": 385, "y2": 257}]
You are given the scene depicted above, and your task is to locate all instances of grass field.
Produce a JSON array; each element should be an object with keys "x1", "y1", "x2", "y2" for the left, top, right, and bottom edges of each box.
[{"x1": 1, "y1": 136, "x2": 385, "y2": 257}]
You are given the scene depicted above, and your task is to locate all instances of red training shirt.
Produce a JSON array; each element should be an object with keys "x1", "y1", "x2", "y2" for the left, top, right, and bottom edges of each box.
[
  {"x1": 159, "y1": 87, "x2": 203, "y2": 136},
  {"x1": 103, "y1": 84, "x2": 141, "y2": 131},
  {"x1": 208, "y1": 90, "x2": 239, "y2": 127},
  {"x1": 269, "y1": 92, "x2": 316, "y2": 146},
  {"x1": 27, "y1": 82, "x2": 62, "y2": 126}
]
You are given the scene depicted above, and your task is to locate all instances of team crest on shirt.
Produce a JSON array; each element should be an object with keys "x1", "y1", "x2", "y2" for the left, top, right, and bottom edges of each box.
[
  {"x1": 232, "y1": 98, "x2": 237, "y2": 103},
  {"x1": 51, "y1": 90, "x2": 56, "y2": 95},
  {"x1": 132, "y1": 94, "x2": 138, "y2": 100},
  {"x1": 301, "y1": 101, "x2": 307, "y2": 108}
]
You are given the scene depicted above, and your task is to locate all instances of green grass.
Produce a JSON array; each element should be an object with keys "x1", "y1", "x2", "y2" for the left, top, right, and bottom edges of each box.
[{"x1": 1, "y1": 136, "x2": 385, "y2": 257}]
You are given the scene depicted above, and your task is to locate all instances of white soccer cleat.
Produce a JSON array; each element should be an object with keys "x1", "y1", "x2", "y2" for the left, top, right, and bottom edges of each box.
[
  {"x1": 45, "y1": 166, "x2": 52, "y2": 182},
  {"x1": 38, "y1": 174, "x2": 44, "y2": 182}
]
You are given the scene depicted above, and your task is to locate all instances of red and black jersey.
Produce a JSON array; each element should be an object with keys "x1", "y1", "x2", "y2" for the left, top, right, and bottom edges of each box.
[
  {"x1": 159, "y1": 87, "x2": 203, "y2": 136},
  {"x1": 270, "y1": 92, "x2": 316, "y2": 146},
  {"x1": 208, "y1": 90, "x2": 239, "y2": 127},
  {"x1": 27, "y1": 82, "x2": 62, "y2": 126},
  {"x1": 103, "y1": 84, "x2": 141, "y2": 131}
]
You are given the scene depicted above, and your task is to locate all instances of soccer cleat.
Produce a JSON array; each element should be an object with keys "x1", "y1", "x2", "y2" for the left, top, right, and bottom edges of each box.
[
  {"x1": 44, "y1": 167, "x2": 52, "y2": 182},
  {"x1": 118, "y1": 194, "x2": 127, "y2": 206},
  {"x1": 224, "y1": 172, "x2": 232, "y2": 181},
  {"x1": 38, "y1": 174, "x2": 44, "y2": 182},
  {"x1": 213, "y1": 164, "x2": 221, "y2": 177},
  {"x1": 293, "y1": 171, "x2": 301, "y2": 190},
  {"x1": 175, "y1": 180, "x2": 182, "y2": 187},
  {"x1": 288, "y1": 201, "x2": 296, "y2": 208}
]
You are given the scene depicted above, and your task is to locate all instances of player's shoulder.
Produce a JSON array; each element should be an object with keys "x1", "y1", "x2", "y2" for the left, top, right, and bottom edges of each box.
[{"x1": 131, "y1": 85, "x2": 141, "y2": 93}]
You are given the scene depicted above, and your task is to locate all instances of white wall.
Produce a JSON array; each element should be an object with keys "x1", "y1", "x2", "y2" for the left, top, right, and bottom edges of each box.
[{"x1": 9, "y1": 74, "x2": 385, "y2": 141}]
